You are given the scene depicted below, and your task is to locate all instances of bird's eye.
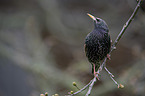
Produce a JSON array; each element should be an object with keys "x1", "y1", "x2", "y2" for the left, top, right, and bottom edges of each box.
[{"x1": 96, "y1": 19, "x2": 100, "y2": 22}]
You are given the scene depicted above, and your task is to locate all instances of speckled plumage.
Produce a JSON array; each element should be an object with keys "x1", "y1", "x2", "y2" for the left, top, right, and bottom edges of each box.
[{"x1": 85, "y1": 14, "x2": 111, "y2": 73}]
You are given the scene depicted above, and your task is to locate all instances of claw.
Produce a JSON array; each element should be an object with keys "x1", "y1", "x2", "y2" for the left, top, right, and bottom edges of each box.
[
  {"x1": 94, "y1": 72, "x2": 100, "y2": 80},
  {"x1": 93, "y1": 64, "x2": 100, "y2": 80},
  {"x1": 107, "y1": 54, "x2": 111, "y2": 60}
]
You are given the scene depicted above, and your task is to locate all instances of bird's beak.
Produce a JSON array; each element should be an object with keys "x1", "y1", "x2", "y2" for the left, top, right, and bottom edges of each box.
[{"x1": 87, "y1": 13, "x2": 96, "y2": 21}]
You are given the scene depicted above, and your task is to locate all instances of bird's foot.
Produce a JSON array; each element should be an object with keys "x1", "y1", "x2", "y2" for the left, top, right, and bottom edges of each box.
[
  {"x1": 94, "y1": 72, "x2": 100, "y2": 80},
  {"x1": 107, "y1": 54, "x2": 111, "y2": 60},
  {"x1": 93, "y1": 64, "x2": 100, "y2": 80}
]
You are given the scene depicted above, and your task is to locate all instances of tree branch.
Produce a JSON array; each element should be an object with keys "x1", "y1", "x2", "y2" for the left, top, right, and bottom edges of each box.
[
  {"x1": 110, "y1": 0, "x2": 142, "y2": 53},
  {"x1": 85, "y1": 77, "x2": 96, "y2": 96},
  {"x1": 68, "y1": 79, "x2": 93, "y2": 96},
  {"x1": 66, "y1": 0, "x2": 143, "y2": 95}
]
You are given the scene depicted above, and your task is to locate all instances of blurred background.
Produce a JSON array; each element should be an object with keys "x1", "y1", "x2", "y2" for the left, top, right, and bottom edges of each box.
[{"x1": 0, "y1": 0, "x2": 145, "y2": 96}]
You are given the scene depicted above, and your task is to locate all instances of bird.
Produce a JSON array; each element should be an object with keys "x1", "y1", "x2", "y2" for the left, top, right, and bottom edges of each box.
[{"x1": 84, "y1": 13, "x2": 111, "y2": 79}]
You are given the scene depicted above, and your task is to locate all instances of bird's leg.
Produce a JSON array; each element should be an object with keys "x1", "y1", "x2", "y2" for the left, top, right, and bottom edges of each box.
[
  {"x1": 93, "y1": 64, "x2": 100, "y2": 80},
  {"x1": 107, "y1": 54, "x2": 111, "y2": 60}
]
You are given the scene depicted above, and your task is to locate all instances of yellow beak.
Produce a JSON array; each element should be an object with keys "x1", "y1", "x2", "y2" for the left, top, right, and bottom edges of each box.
[{"x1": 87, "y1": 13, "x2": 96, "y2": 20}]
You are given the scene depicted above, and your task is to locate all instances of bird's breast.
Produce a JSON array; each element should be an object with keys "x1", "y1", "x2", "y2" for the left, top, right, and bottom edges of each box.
[{"x1": 85, "y1": 31, "x2": 110, "y2": 63}]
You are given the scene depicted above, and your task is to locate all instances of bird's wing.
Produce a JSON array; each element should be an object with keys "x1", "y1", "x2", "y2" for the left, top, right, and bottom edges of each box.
[{"x1": 84, "y1": 44, "x2": 87, "y2": 54}]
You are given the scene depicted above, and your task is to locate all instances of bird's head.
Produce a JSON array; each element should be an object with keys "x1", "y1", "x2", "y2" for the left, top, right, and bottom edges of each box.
[{"x1": 87, "y1": 13, "x2": 109, "y2": 32}]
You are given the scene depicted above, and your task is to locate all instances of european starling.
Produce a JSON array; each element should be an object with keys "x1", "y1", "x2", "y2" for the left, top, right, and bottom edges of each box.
[{"x1": 85, "y1": 13, "x2": 111, "y2": 79}]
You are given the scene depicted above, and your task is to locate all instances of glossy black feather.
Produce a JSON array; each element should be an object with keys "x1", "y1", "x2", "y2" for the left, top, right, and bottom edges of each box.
[{"x1": 85, "y1": 19, "x2": 111, "y2": 73}]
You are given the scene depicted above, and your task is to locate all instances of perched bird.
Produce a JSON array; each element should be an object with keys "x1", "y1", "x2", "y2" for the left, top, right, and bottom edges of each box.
[{"x1": 85, "y1": 13, "x2": 111, "y2": 79}]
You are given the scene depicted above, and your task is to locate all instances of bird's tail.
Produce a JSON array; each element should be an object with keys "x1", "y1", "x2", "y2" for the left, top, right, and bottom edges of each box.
[{"x1": 92, "y1": 62, "x2": 100, "y2": 74}]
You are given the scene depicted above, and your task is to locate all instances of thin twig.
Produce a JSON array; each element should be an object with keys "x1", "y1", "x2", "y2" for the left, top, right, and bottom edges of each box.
[
  {"x1": 104, "y1": 66, "x2": 119, "y2": 86},
  {"x1": 110, "y1": 0, "x2": 142, "y2": 53},
  {"x1": 110, "y1": 75, "x2": 118, "y2": 86},
  {"x1": 85, "y1": 77, "x2": 96, "y2": 96},
  {"x1": 104, "y1": 66, "x2": 114, "y2": 77},
  {"x1": 68, "y1": 79, "x2": 93, "y2": 96},
  {"x1": 100, "y1": 57, "x2": 107, "y2": 70}
]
